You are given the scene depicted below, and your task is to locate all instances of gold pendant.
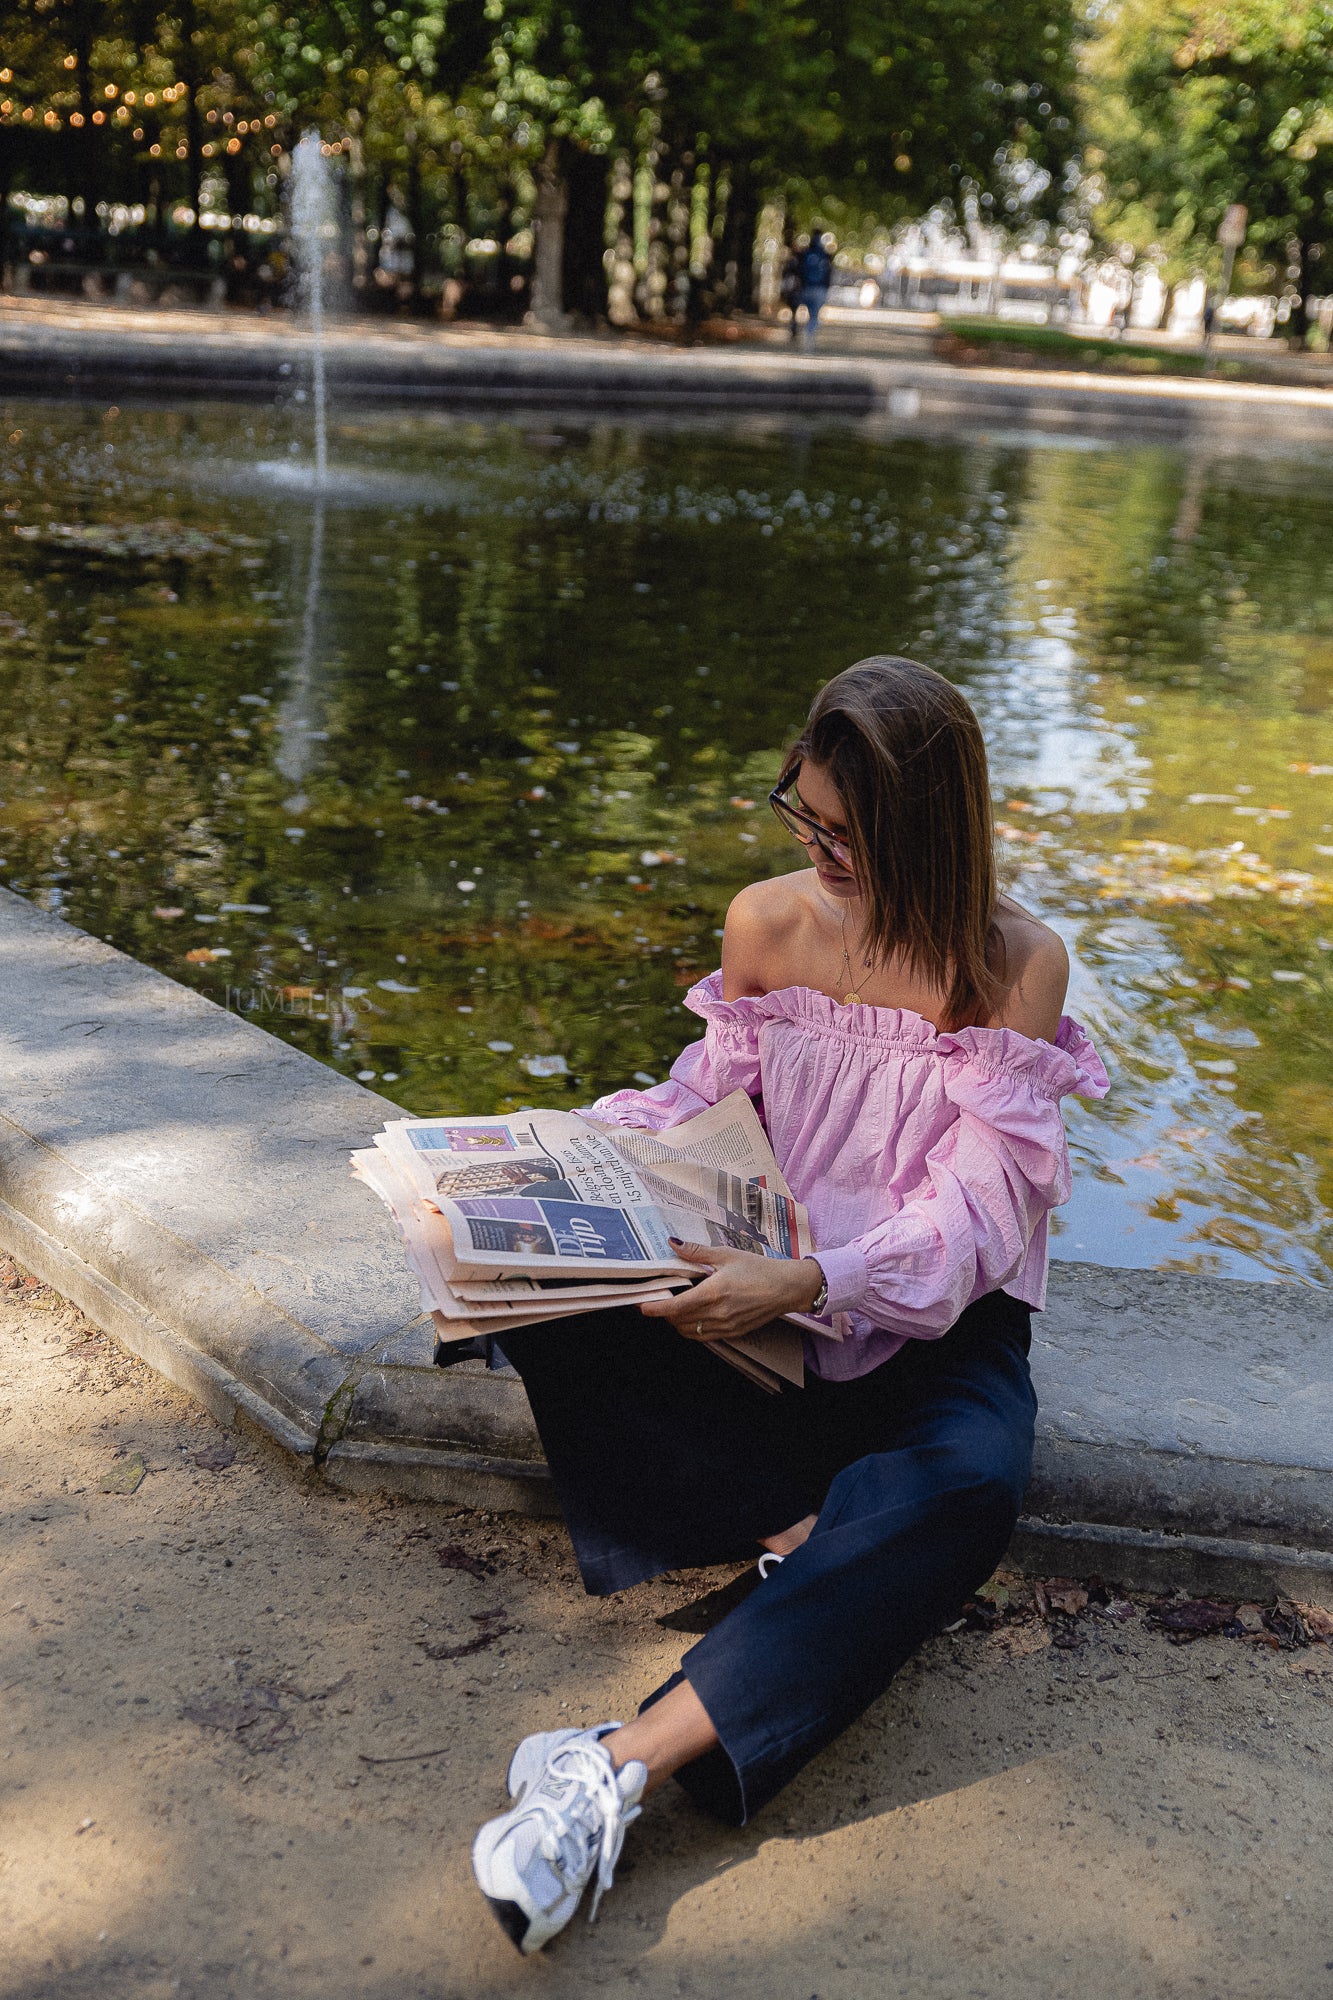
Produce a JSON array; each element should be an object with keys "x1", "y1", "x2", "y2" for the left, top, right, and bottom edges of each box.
[{"x1": 842, "y1": 987, "x2": 863, "y2": 1006}]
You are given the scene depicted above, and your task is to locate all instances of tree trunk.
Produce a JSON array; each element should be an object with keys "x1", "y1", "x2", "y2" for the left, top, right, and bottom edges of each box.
[
  {"x1": 1291, "y1": 238, "x2": 1316, "y2": 343},
  {"x1": 73, "y1": 9, "x2": 96, "y2": 227},
  {"x1": 718, "y1": 161, "x2": 759, "y2": 312},
  {"x1": 346, "y1": 121, "x2": 369, "y2": 299},
  {"x1": 559, "y1": 141, "x2": 608, "y2": 322},
  {"x1": 529, "y1": 140, "x2": 568, "y2": 328},
  {"x1": 176, "y1": 0, "x2": 204, "y2": 260},
  {"x1": 406, "y1": 138, "x2": 426, "y2": 309}
]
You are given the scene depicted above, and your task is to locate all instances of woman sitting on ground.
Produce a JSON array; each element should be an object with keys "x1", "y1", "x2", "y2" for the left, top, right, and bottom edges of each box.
[{"x1": 471, "y1": 654, "x2": 1108, "y2": 1953}]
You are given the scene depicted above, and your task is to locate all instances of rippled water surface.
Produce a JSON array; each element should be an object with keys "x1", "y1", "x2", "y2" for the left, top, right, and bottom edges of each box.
[{"x1": 3, "y1": 398, "x2": 1331, "y2": 1284}]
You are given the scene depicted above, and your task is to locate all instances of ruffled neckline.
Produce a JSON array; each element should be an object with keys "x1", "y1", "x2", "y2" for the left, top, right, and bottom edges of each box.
[{"x1": 683, "y1": 971, "x2": 1108, "y2": 1097}]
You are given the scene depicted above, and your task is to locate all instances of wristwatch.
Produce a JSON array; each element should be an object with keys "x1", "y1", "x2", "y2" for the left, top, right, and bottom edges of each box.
[{"x1": 808, "y1": 1268, "x2": 829, "y2": 1316}]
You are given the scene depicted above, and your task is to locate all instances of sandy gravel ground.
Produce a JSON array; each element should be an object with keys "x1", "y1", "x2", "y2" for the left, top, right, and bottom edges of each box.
[{"x1": 3, "y1": 1258, "x2": 1332, "y2": 2000}]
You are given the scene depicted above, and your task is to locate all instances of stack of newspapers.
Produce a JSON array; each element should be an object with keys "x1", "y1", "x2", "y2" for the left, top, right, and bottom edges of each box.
[{"x1": 352, "y1": 1090, "x2": 835, "y2": 1390}]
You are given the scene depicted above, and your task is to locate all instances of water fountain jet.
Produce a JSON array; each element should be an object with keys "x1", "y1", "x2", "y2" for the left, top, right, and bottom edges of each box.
[{"x1": 290, "y1": 131, "x2": 332, "y2": 490}]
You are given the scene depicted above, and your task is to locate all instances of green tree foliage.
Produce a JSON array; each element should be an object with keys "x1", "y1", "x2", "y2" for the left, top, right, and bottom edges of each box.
[
  {"x1": 1084, "y1": 0, "x2": 1333, "y2": 327},
  {"x1": 1, "y1": 0, "x2": 1080, "y2": 314}
]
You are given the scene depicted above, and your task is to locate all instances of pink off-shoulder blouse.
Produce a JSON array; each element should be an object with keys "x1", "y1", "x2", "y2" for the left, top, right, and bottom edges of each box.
[{"x1": 591, "y1": 972, "x2": 1109, "y2": 1381}]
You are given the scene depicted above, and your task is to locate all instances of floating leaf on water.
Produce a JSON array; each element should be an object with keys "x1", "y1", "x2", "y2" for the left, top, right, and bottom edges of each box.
[
  {"x1": 153, "y1": 906, "x2": 185, "y2": 920},
  {"x1": 12, "y1": 519, "x2": 262, "y2": 561},
  {"x1": 375, "y1": 979, "x2": 419, "y2": 994},
  {"x1": 1069, "y1": 840, "x2": 1331, "y2": 909},
  {"x1": 729, "y1": 797, "x2": 755, "y2": 809},
  {"x1": 185, "y1": 947, "x2": 222, "y2": 963},
  {"x1": 520, "y1": 1054, "x2": 569, "y2": 1078}
]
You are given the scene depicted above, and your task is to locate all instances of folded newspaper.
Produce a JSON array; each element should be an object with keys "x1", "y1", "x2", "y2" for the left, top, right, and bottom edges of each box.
[{"x1": 352, "y1": 1091, "x2": 837, "y2": 1390}]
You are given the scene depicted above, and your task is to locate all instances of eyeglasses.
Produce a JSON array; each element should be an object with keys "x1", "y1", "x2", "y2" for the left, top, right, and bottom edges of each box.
[{"x1": 768, "y1": 776, "x2": 854, "y2": 870}]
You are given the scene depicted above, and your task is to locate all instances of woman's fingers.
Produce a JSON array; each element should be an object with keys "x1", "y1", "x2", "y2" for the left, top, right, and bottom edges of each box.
[
  {"x1": 668, "y1": 1236, "x2": 738, "y2": 1269},
  {"x1": 641, "y1": 1273, "x2": 726, "y2": 1327}
]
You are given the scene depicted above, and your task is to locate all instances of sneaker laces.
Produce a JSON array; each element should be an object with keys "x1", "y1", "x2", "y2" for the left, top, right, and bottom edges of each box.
[{"x1": 533, "y1": 1739, "x2": 641, "y2": 1922}]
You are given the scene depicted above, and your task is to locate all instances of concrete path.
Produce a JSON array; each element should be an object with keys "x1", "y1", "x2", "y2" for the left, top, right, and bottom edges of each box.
[
  {"x1": 3, "y1": 887, "x2": 1333, "y2": 1602},
  {"x1": 4, "y1": 297, "x2": 1332, "y2": 445},
  {"x1": 6, "y1": 1266, "x2": 1333, "y2": 2000}
]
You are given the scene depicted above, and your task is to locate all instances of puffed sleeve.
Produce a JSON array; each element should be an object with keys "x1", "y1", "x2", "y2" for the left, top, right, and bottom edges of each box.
[
  {"x1": 587, "y1": 972, "x2": 765, "y2": 1133},
  {"x1": 812, "y1": 1018, "x2": 1109, "y2": 1338}
]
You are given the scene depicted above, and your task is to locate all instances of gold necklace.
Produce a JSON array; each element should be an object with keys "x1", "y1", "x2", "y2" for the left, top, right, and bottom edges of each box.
[{"x1": 839, "y1": 908, "x2": 866, "y2": 1005}]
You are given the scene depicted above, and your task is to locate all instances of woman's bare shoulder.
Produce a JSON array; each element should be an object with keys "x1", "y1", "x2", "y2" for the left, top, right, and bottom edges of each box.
[
  {"x1": 722, "y1": 870, "x2": 820, "y2": 998},
  {"x1": 992, "y1": 898, "x2": 1069, "y2": 1041}
]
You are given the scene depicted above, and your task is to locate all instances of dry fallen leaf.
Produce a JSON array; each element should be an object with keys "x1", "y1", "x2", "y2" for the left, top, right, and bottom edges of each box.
[
  {"x1": 1292, "y1": 1601, "x2": 1333, "y2": 1641},
  {"x1": 1047, "y1": 1586, "x2": 1090, "y2": 1618},
  {"x1": 191, "y1": 1438, "x2": 237, "y2": 1472},
  {"x1": 1148, "y1": 1597, "x2": 1238, "y2": 1641},
  {"x1": 98, "y1": 1453, "x2": 146, "y2": 1496},
  {"x1": 992, "y1": 1622, "x2": 1051, "y2": 1662}
]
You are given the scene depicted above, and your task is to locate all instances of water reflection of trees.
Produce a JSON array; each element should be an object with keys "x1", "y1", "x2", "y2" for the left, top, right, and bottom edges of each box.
[{"x1": 3, "y1": 403, "x2": 1332, "y2": 1279}]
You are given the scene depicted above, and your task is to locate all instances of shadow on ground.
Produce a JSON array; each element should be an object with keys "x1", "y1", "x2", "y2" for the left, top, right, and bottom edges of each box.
[{"x1": 3, "y1": 1263, "x2": 1330, "y2": 2000}]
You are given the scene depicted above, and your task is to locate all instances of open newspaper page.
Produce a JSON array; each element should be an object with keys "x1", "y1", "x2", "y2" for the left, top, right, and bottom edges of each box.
[
  {"x1": 591, "y1": 1094, "x2": 840, "y2": 1351},
  {"x1": 375, "y1": 1105, "x2": 813, "y2": 1278},
  {"x1": 352, "y1": 1148, "x2": 682, "y2": 1321},
  {"x1": 588, "y1": 1090, "x2": 796, "y2": 1195},
  {"x1": 355, "y1": 1093, "x2": 825, "y2": 1390}
]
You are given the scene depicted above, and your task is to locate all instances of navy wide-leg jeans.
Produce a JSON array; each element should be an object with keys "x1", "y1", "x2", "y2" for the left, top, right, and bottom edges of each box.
[{"x1": 500, "y1": 1290, "x2": 1036, "y2": 1826}]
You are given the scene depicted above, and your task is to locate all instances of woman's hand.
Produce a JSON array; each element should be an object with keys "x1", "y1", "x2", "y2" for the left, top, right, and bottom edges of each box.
[{"x1": 639, "y1": 1240, "x2": 825, "y2": 1342}]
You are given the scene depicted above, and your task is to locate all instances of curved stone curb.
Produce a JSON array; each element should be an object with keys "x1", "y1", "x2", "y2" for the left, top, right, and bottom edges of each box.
[
  {"x1": 3, "y1": 308, "x2": 1332, "y2": 444},
  {"x1": 3, "y1": 885, "x2": 1332, "y2": 1603},
  {"x1": 1011, "y1": 1517, "x2": 1333, "y2": 1606}
]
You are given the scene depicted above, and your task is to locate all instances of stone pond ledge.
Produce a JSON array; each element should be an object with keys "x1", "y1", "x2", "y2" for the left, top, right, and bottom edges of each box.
[
  {"x1": 5, "y1": 303, "x2": 1333, "y2": 446},
  {"x1": 3, "y1": 883, "x2": 1332, "y2": 1603}
]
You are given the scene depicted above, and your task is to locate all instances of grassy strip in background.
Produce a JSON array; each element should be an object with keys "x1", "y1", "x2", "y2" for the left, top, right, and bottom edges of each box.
[{"x1": 938, "y1": 318, "x2": 1255, "y2": 380}]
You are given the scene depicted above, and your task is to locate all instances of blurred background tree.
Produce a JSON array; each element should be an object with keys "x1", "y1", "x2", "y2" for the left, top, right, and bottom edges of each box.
[
  {"x1": 0, "y1": 0, "x2": 1080, "y2": 313},
  {"x1": 1083, "y1": 0, "x2": 1332, "y2": 334}
]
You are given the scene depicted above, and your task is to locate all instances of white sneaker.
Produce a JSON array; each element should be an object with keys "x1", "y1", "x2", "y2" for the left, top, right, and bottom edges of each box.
[{"x1": 471, "y1": 1723, "x2": 647, "y2": 1954}]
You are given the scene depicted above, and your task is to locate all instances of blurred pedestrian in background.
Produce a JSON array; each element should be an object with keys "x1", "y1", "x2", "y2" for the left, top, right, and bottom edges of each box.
[{"x1": 800, "y1": 230, "x2": 835, "y2": 349}]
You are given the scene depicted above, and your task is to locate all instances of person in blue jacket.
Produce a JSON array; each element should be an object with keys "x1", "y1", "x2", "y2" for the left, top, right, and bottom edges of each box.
[{"x1": 800, "y1": 230, "x2": 835, "y2": 348}]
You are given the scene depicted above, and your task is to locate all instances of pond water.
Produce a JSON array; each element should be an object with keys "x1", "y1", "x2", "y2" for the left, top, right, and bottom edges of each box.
[{"x1": 2, "y1": 397, "x2": 1331, "y2": 1286}]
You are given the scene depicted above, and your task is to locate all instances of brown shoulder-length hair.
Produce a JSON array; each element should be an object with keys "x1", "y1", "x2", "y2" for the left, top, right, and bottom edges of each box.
[{"x1": 779, "y1": 655, "x2": 1002, "y2": 1029}]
